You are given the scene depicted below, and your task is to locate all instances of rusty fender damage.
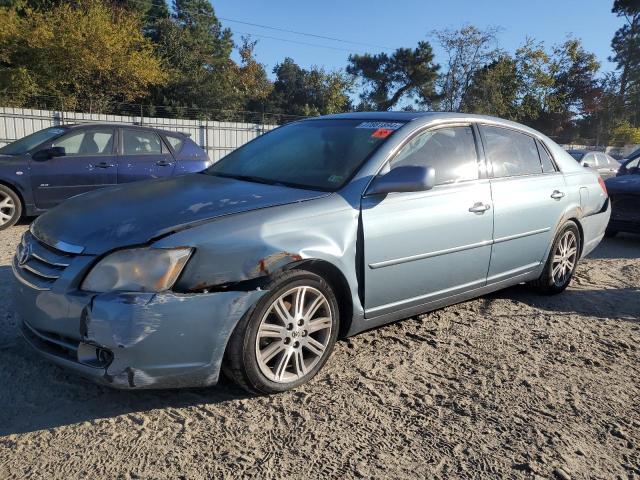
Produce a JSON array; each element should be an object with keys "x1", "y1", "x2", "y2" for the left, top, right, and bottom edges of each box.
[{"x1": 81, "y1": 289, "x2": 266, "y2": 389}]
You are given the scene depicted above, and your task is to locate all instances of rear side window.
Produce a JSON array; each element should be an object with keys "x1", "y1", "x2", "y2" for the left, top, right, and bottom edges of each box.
[
  {"x1": 481, "y1": 126, "x2": 542, "y2": 177},
  {"x1": 390, "y1": 126, "x2": 479, "y2": 185},
  {"x1": 537, "y1": 140, "x2": 556, "y2": 173},
  {"x1": 122, "y1": 130, "x2": 163, "y2": 155},
  {"x1": 165, "y1": 135, "x2": 184, "y2": 153}
]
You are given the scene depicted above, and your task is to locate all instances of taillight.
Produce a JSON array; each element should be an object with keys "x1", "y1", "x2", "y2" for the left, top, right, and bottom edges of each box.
[{"x1": 598, "y1": 176, "x2": 608, "y2": 197}]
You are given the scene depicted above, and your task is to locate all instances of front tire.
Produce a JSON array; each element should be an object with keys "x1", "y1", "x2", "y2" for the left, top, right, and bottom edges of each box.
[
  {"x1": 0, "y1": 185, "x2": 21, "y2": 231},
  {"x1": 530, "y1": 221, "x2": 581, "y2": 294},
  {"x1": 223, "y1": 269, "x2": 339, "y2": 394}
]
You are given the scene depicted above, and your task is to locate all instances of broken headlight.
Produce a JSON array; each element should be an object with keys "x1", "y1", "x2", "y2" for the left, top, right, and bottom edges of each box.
[{"x1": 81, "y1": 247, "x2": 193, "y2": 293}]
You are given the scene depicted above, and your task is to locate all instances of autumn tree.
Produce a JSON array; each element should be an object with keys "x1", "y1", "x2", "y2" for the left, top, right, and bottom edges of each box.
[{"x1": 0, "y1": 0, "x2": 167, "y2": 110}]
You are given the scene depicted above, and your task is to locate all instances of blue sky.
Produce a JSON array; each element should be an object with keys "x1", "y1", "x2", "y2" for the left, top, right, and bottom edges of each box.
[{"x1": 214, "y1": 0, "x2": 623, "y2": 77}]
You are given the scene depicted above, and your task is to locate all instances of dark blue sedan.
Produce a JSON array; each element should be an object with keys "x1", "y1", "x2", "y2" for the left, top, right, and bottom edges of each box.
[{"x1": 0, "y1": 124, "x2": 211, "y2": 229}]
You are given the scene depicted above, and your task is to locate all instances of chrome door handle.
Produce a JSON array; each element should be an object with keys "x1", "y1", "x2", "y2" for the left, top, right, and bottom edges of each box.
[
  {"x1": 156, "y1": 160, "x2": 172, "y2": 166},
  {"x1": 469, "y1": 202, "x2": 491, "y2": 214},
  {"x1": 551, "y1": 190, "x2": 565, "y2": 200},
  {"x1": 91, "y1": 161, "x2": 115, "y2": 169}
]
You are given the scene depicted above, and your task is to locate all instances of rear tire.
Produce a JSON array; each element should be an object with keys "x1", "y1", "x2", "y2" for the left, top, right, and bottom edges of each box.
[
  {"x1": 530, "y1": 221, "x2": 581, "y2": 295},
  {"x1": 0, "y1": 185, "x2": 22, "y2": 231},
  {"x1": 223, "y1": 269, "x2": 339, "y2": 394}
]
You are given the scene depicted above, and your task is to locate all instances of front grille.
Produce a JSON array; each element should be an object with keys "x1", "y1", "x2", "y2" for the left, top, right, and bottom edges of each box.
[{"x1": 13, "y1": 231, "x2": 77, "y2": 290}]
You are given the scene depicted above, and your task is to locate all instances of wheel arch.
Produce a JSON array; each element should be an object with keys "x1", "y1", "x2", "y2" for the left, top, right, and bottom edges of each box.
[
  {"x1": 0, "y1": 178, "x2": 27, "y2": 221},
  {"x1": 0, "y1": 179, "x2": 25, "y2": 214},
  {"x1": 286, "y1": 258, "x2": 354, "y2": 338},
  {"x1": 568, "y1": 217, "x2": 585, "y2": 258}
]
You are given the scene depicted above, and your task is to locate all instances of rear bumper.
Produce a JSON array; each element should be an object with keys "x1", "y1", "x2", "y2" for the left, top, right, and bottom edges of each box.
[{"x1": 14, "y1": 278, "x2": 265, "y2": 389}]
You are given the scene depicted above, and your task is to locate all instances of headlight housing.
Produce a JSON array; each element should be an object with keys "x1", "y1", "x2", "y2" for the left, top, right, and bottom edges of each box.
[{"x1": 81, "y1": 247, "x2": 193, "y2": 293}]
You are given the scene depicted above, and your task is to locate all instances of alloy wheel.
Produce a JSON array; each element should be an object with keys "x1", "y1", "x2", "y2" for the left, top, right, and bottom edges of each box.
[
  {"x1": 0, "y1": 192, "x2": 16, "y2": 227},
  {"x1": 552, "y1": 230, "x2": 578, "y2": 287},
  {"x1": 255, "y1": 286, "x2": 333, "y2": 383}
]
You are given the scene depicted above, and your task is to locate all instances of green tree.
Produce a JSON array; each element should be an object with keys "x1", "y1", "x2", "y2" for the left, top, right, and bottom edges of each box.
[
  {"x1": 611, "y1": 0, "x2": 640, "y2": 126},
  {"x1": 539, "y1": 38, "x2": 600, "y2": 140},
  {"x1": 462, "y1": 56, "x2": 520, "y2": 118},
  {"x1": 347, "y1": 42, "x2": 440, "y2": 110},
  {"x1": 263, "y1": 58, "x2": 352, "y2": 117},
  {"x1": 611, "y1": 120, "x2": 640, "y2": 144},
  {"x1": 0, "y1": 0, "x2": 167, "y2": 110}
]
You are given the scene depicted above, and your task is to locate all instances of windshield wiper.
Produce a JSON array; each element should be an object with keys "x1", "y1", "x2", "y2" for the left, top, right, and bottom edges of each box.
[{"x1": 208, "y1": 172, "x2": 286, "y2": 186}]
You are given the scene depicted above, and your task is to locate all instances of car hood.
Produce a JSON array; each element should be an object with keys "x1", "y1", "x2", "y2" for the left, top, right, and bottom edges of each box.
[
  {"x1": 32, "y1": 174, "x2": 329, "y2": 254},
  {"x1": 605, "y1": 174, "x2": 640, "y2": 195}
]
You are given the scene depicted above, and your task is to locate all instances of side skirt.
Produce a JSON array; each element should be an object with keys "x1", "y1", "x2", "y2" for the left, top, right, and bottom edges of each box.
[{"x1": 348, "y1": 267, "x2": 541, "y2": 336}]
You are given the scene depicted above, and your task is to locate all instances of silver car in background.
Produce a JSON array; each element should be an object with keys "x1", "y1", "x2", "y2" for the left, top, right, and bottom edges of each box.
[
  {"x1": 567, "y1": 149, "x2": 621, "y2": 179},
  {"x1": 14, "y1": 112, "x2": 610, "y2": 393}
]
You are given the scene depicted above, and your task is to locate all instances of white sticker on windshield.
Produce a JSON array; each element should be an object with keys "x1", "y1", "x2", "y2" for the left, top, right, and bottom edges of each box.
[{"x1": 356, "y1": 122, "x2": 404, "y2": 130}]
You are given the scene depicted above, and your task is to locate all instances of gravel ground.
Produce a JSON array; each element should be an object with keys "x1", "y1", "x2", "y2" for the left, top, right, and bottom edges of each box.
[{"x1": 0, "y1": 222, "x2": 638, "y2": 479}]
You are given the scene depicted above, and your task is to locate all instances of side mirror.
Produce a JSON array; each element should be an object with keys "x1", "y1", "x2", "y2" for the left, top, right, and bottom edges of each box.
[
  {"x1": 33, "y1": 146, "x2": 65, "y2": 161},
  {"x1": 367, "y1": 165, "x2": 436, "y2": 195},
  {"x1": 582, "y1": 162, "x2": 592, "y2": 168}
]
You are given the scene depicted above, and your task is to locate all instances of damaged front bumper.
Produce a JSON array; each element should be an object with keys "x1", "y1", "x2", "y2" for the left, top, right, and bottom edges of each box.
[{"x1": 15, "y1": 279, "x2": 265, "y2": 389}]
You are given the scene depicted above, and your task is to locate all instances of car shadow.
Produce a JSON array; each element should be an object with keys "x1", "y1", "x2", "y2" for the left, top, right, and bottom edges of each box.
[
  {"x1": 588, "y1": 233, "x2": 640, "y2": 260},
  {"x1": 0, "y1": 339, "x2": 254, "y2": 436},
  {"x1": 479, "y1": 283, "x2": 640, "y2": 323}
]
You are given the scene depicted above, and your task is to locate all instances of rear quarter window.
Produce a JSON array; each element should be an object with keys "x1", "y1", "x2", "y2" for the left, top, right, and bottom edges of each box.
[
  {"x1": 165, "y1": 135, "x2": 185, "y2": 153},
  {"x1": 537, "y1": 140, "x2": 557, "y2": 173}
]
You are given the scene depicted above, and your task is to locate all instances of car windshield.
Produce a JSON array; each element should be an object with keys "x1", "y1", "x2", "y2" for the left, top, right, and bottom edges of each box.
[
  {"x1": 627, "y1": 147, "x2": 640, "y2": 160},
  {"x1": 568, "y1": 151, "x2": 585, "y2": 161},
  {"x1": 205, "y1": 119, "x2": 406, "y2": 190},
  {"x1": 0, "y1": 127, "x2": 67, "y2": 155}
]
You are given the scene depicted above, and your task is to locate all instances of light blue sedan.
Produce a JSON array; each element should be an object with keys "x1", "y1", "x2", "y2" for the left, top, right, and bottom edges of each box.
[{"x1": 14, "y1": 112, "x2": 610, "y2": 393}]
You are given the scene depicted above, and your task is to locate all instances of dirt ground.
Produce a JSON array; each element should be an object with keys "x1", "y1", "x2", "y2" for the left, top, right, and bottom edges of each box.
[{"x1": 0, "y1": 222, "x2": 638, "y2": 480}]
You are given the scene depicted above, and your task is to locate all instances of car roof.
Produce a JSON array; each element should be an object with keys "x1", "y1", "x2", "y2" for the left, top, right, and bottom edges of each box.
[
  {"x1": 308, "y1": 111, "x2": 557, "y2": 137},
  {"x1": 64, "y1": 123, "x2": 188, "y2": 138}
]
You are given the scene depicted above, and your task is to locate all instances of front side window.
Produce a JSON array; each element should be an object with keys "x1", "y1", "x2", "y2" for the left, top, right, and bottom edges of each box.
[
  {"x1": 0, "y1": 127, "x2": 67, "y2": 155},
  {"x1": 481, "y1": 126, "x2": 542, "y2": 177},
  {"x1": 206, "y1": 119, "x2": 406, "y2": 190},
  {"x1": 390, "y1": 126, "x2": 479, "y2": 185},
  {"x1": 123, "y1": 130, "x2": 163, "y2": 155},
  {"x1": 52, "y1": 129, "x2": 114, "y2": 156}
]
